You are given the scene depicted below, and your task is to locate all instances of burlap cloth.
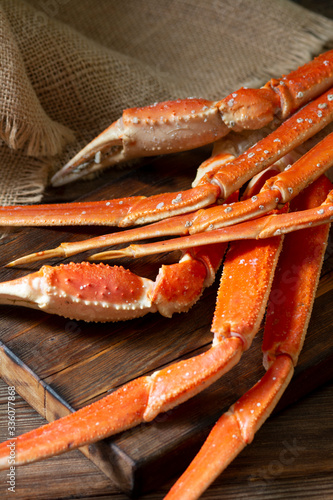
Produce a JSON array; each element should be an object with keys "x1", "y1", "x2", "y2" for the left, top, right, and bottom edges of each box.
[{"x1": 1, "y1": 0, "x2": 333, "y2": 205}]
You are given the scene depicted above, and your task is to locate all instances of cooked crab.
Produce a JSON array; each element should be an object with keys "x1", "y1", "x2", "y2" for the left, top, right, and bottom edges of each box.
[{"x1": 0, "y1": 50, "x2": 332, "y2": 499}]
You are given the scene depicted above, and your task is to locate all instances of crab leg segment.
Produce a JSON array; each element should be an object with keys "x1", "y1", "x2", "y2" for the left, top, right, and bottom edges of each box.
[
  {"x1": 51, "y1": 50, "x2": 333, "y2": 185},
  {"x1": 0, "y1": 338, "x2": 244, "y2": 469},
  {"x1": 0, "y1": 184, "x2": 220, "y2": 227},
  {"x1": 0, "y1": 183, "x2": 221, "y2": 228},
  {"x1": 165, "y1": 176, "x2": 331, "y2": 500},
  {"x1": 211, "y1": 237, "x2": 282, "y2": 350},
  {"x1": 0, "y1": 196, "x2": 146, "y2": 227},
  {"x1": 262, "y1": 176, "x2": 332, "y2": 367}
]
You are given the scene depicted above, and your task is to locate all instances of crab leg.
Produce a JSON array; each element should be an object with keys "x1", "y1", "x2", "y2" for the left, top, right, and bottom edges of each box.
[
  {"x1": 103, "y1": 181, "x2": 333, "y2": 259},
  {"x1": 8, "y1": 138, "x2": 293, "y2": 267},
  {"x1": 165, "y1": 357, "x2": 293, "y2": 500},
  {"x1": 5, "y1": 160, "x2": 239, "y2": 267},
  {"x1": 0, "y1": 339, "x2": 244, "y2": 469},
  {"x1": 51, "y1": 50, "x2": 333, "y2": 185},
  {"x1": 89, "y1": 123, "x2": 333, "y2": 262},
  {"x1": 164, "y1": 175, "x2": 331, "y2": 500},
  {"x1": 7, "y1": 151, "x2": 295, "y2": 267},
  {"x1": 10, "y1": 130, "x2": 329, "y2": 266},
  {"x1": 4, "y1": 114, "x2": 331, "y2": 267},
  {"x1": 1, "y1": 88, "x2": 332, "y2": 233},
  {"x1": 0, "y1": 188, "x2": 285, "y2": 471}
]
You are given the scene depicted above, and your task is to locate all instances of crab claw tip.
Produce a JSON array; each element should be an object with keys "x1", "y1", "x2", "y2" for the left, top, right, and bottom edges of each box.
[{"x1": 51, "y1": 121, "x2": 124, "y2": 186}]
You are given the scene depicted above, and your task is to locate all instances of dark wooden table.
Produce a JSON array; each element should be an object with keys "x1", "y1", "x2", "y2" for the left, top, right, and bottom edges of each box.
[{"x1": 0, "y1": 1, "x2": 333, "y2": 499}]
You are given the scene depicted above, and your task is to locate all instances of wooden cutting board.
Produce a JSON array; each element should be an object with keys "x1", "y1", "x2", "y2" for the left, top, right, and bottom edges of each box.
[{"x1": 0, "y1": 148, "x2": 333, "y2": 496}]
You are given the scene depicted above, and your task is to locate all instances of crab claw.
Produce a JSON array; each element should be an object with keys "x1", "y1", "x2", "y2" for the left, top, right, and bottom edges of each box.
[
  {"x1": 0, "y1": 263, "x2": 157, "y2": 322},
  {"x1": 51, "y1": 98, "x2": 230, "y2": 186},
  {"x1": 0, "y1": 242, "x2": 225, "y2": 322}
]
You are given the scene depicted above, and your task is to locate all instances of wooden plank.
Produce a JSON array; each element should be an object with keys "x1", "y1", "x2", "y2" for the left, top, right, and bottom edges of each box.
[
  {"x1": 0, "y1": 341, "x2": 135, "y2": 490},
  {"x1": 0, "y1": 150, "x2": 332, "y2": 495}
]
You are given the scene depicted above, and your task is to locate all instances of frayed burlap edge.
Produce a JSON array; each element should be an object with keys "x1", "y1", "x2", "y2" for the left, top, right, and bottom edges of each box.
[
  {"x1": 0, "y1": 4, "x2": 74, "y2": 159},
  {"x1": 0, "y1": 115, "x2": 74, "y2": 158}
]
